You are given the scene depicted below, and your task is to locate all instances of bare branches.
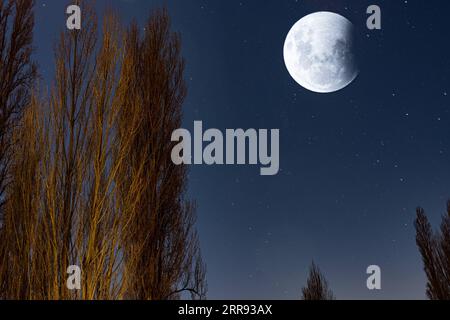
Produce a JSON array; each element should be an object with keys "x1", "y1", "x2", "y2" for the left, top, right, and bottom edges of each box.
[
  {"x1": 0, "y1": 0, "x2": 37, "y2": 298},
  {"x1": 0, "y1": 4, "x2": 206, "y2": 300},
  {"x1": 301, "y1": 262, "x2": 335, "y2": 300},
  {"x1": 415, "y1": 203, "x2": 450, "y2": 300},
  {"x1": 0, "y1": 0, "x2": 36, "y2": 212},
  {"x1": 116, "y1": 8, "x2": 206, "y2": 300}
]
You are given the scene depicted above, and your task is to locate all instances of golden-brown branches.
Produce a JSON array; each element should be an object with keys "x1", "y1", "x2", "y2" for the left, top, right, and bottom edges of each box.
[
  {"x1": 116, "y1": 8, "x2": 206, "y2": 300},
  {"x1": 0, "y1": 3, "x2": 206, "y2": 300},
  {"x1": 0, "y1": 0, "x2": 37, "y2": 298}
]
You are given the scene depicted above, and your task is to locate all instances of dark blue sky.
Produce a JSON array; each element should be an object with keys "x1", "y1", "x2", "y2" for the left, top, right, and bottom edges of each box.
[{"x1": 34, "y1": 0, "x2": 450, "y2": 299}]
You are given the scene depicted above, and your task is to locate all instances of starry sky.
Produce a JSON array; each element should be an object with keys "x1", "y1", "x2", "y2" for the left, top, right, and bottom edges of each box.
[{"x1": 34, "y1": 0, "x2": 450, "y2": 300}]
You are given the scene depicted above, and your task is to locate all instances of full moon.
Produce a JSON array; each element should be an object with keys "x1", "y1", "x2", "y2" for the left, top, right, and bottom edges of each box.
[{"x1": 283, "y1": 12, "x2": 358, "y2": 93}]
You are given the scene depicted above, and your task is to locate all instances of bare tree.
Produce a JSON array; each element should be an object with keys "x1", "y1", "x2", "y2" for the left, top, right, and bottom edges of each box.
[
  {"x1": 0, "y1": 0, "x2": 37, "y2": 212},
  {"x1": 0, "y1": 3, "x2": 206, "y2": 300},
  {"x1": 301, "y1": 262, "x2": 334, "y2": 300},
  {"x1": 116, "y1": 8, "x2": 206, "y2": 300},
  {"x1": 415, "y1": 203, "x2": 450, "y2": 300},
  {"x1": 0, "y1": 0, "x2": 37, "y2": 298},
  {"x1": 0, "y1": 1, "x2": 112, "y2": 299},
  {"x1": 0, "y1": 93, "x2": 46, "y2": 299}
]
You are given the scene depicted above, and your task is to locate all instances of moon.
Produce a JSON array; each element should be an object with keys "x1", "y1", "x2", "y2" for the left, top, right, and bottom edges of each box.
[{"x1": 283, "y1": 12, "x2": 358, "y2": 93}]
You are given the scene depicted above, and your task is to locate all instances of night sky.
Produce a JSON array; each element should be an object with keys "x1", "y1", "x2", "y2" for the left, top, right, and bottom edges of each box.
[{"x1": 34, "y1": 0, "x2": 450, "y2": 299}]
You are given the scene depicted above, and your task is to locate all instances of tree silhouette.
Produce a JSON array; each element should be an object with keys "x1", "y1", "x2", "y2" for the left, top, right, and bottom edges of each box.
[
  {"x1": 415, "y1": 202, "x2": 450, "y2": 300},
  {"x1": 301, "y1": 262, "x2": 335, "y2": 300},
  {"x1": 115, "y1": 8, "x2": 206, "y2": 300},
  {"x1": 0, "y1": 0, "x2": 36, "y2": 212}
]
